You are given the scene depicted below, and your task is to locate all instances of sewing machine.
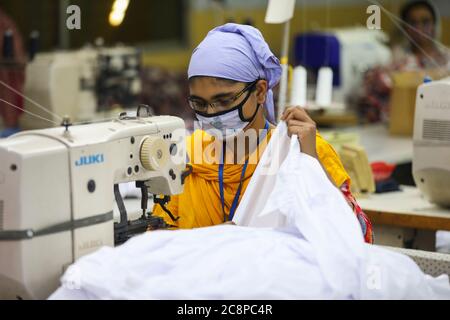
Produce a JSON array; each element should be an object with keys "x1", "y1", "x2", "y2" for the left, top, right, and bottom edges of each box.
[
  {"x1": 294, "y1": 27, "x2": 392, "y2": 105},
  {"x1": 320, "y1": 131, "x2": 374, "y2": 195},
  {"x1": 413, "y1": 77, "x2": 450, "y2": 207},
  {"x1": 0, "y1": 106, "x2": 186, "y2": 299},
  {"x1": 19, "y1": 46, "x2": 142, "y2": 130}
]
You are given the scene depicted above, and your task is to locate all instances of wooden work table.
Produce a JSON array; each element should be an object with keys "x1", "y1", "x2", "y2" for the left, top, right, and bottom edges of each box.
[
  {"x1": 357, "y1": 186, "x2": 450, "y2": 231},
  {"x1": 357, "y1": 186, "x2": 450, "y2": 250}
]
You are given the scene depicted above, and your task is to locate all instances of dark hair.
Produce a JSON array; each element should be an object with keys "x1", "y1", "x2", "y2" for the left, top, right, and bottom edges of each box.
[{"x1": 400, "y1": 0, "x2": 437, "y2": 25}]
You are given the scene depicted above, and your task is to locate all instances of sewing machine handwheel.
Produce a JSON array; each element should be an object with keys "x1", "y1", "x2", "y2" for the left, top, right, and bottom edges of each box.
[{"x1": 140, "y1": 136, "x2": 169, "y2": 171}]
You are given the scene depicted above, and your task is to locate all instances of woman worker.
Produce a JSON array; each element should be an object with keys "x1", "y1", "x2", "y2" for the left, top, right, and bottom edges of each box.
[
  {"x1": 359, "y1": 0, "x2": 449, "y2": 123},
  {"x1": 153, "y1": 23, "x2": 373, "y2": 243},
  {"x1": 394, "y1": 0, "x2": 448, "y2": 70}
]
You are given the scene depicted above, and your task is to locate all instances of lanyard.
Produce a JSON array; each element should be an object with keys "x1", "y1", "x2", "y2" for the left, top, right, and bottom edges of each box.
[{"x1": 219, "y1": 121, "x2": 270, "y2": 222}]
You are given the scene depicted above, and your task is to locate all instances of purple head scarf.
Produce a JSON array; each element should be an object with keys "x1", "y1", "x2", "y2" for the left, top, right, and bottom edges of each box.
[{"x1": 188, "y1": 23, "x2": 281, "y2": 123}]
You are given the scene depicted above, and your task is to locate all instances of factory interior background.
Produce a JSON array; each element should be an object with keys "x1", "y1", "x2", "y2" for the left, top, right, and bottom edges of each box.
[
  {"x1": 1, "y1": 0, "x2": 450, "y2": 127},
  {"x1": 1, "y1": 0, "x2": 450, "y2": 301}
]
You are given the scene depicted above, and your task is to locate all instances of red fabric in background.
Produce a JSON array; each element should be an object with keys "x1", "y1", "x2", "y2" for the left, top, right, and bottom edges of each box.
[
  {"x1": 0, "y1": 7, "x2": 26, "y2": 126},
  {"x1": 371, "y1": 161, "x2": 397, "y2": 182}
]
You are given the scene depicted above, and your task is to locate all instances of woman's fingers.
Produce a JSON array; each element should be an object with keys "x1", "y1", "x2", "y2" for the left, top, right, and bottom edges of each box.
[
  {"x1": 282, "y1": 106, "x2": 315, "y2": 124},
  {"x1": 286, "y1": 125, "x2": 317, "y2": 158},
  {"x1": 281, "y1": 106, "x2": 317, "y2": 157},
  {"x1": 287, "y1": 123, "x2": 316, "y2": 139},
  {"x1": 286, "y1": 118, "x2": 314, "y2": 128},
  {"x1": 281, "y1": 106, "x2": 296, "y2": 120},
  {"x1": 281, "y1": 106, "x2": 297, "y2": 121}
]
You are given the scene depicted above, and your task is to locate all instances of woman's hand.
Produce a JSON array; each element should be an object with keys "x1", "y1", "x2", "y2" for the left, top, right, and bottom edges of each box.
[{"x1": 281, "y1": 106, "x2": 318, "y2": 158}]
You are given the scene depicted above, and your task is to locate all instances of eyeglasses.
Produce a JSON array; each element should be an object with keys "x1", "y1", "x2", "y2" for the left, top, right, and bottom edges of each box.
[{"x1": 188, "y1": 80, "x2": 258, "y2": 113}]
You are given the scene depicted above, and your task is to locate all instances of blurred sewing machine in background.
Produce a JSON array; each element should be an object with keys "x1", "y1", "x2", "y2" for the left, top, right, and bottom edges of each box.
[
  {"x1": 320, "y1": 131, "x2": 375, "y2": 196},
  {"x1": 19, "y1": 45, "x2": 142, "y2": 130},
  {"x1": 0, "y1": 105, "x2": 187, "y2": 299},
  {"x1": 294, "y1": 27, "x2": 392, "y2": 107},
  {"x1": 413, "y1": 76, "x2": 450, "y2": 208}
]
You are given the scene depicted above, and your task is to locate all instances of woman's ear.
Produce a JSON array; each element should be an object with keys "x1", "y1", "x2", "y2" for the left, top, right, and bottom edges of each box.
[{"x1": 255, "y1": 80, "x2": 268, "y2": 105}]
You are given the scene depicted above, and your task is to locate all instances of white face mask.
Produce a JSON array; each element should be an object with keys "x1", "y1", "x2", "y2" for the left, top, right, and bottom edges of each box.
[{"x1": 195, "y1": 103, "x2": 261, "y2": 139}]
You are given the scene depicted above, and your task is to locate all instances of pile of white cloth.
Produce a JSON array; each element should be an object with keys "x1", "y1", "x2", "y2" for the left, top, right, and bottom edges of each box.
[{"x1": 50, "y1": 122, "x2": 450, "y2": 299}]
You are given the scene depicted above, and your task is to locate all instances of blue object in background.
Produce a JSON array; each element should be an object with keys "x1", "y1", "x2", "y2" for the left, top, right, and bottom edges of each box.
[
  {"x1": 294, "y1": 32, "x2": 341, "y2": 86},
  {"x1": 0, "y1": 127, "x2": 21, "y2": 138}
]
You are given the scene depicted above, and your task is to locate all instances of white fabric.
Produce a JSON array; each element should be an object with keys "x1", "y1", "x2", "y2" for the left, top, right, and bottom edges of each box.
[
  {"x1": 235, "y1": 122, "x2": 365, "y2": 297},
  {"x1": 118, "y1": 182, "x2": 142, "y2": 198},
  {"x1": 49, "y1": 122, "x2": 450, "y2": 300}
]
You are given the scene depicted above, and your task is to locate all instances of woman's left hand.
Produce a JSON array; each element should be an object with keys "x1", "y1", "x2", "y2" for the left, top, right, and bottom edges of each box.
[{"x1": 281, "y1": 106, "x2": 318, "y2": 158}]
